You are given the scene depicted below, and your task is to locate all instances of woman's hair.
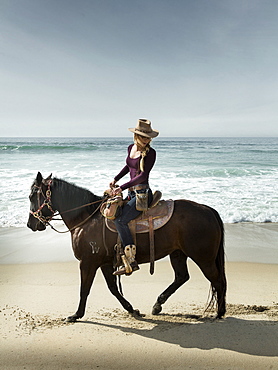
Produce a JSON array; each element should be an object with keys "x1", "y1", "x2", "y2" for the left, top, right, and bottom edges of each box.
[{"x1": 134, "y1": 134, "x2": 151, "y2": 172}]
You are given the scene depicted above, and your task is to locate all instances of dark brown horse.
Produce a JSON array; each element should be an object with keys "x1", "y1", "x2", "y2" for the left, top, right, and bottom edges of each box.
[{"x1": 27, "y1": 172, "x2": 226, "y2": 322}]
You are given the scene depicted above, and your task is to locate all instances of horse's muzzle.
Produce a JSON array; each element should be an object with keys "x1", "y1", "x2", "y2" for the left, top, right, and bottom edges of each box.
[{"x1": 27, "y1": 215, "x2": 46, "y2": 231}]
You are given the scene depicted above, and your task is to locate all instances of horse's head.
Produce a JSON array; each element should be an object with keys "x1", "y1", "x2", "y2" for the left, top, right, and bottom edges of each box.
[{"x1": 27, "y1": 172, "x2": 56, "y2": 231}]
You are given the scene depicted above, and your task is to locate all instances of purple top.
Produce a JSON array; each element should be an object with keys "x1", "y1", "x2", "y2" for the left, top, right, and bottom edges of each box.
[{"x1": 114, "y1": 144, "x2": 156, "y2": 191}]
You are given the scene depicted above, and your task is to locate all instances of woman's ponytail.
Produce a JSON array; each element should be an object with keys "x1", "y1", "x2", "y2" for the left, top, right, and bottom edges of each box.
[{"x1": 134, "y1": 134, "x2": 151, "y2": 172}]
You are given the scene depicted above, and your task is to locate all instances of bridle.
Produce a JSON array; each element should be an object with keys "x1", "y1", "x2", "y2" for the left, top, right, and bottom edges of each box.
[
  {"x1": 30, "y1": 180, "x2": 56, "y2": 225},
  {"x1": 30, "y1": 179, "x2": 106, "y2": 233}
]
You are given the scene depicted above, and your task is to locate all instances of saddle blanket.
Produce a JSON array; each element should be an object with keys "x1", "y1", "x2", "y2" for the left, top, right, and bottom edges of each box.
[{"x1": 105, "y1": 200, "x2": 174, "y2": 234}]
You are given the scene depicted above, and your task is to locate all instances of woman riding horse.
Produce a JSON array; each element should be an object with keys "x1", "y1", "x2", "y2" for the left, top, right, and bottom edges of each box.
[{"x1": 110, "y1": 119, "x2": 159, "y2": 276}]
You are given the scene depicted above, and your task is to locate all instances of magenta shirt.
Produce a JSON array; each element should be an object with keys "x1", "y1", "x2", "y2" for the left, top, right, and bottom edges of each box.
[{"x1": 114, "y1": 144, "x2": 156, "y2": 191}]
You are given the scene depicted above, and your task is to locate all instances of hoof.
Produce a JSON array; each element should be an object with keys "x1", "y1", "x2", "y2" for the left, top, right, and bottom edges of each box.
[
  {"x1": 66, "y1": 314, "x2": 80, "y2": 323},
  {"x1": 216, "y1": 313, "x2": 225, "y2": 320},
  {"x1": 131, "y1": 309, "x2": 145, "y2": 318},
  {"x1": 152, "y1": 303, "x2": 162, "y2": 315},
  {"x1": 216, "y1": 309, "x2": 226, "y2": 319}
]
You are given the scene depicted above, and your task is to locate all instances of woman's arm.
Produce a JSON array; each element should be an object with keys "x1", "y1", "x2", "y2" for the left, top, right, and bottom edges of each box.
[
  {"x1": 114, "y1": 165, "x2": 129, "y2": 182},
  {"x1": 111, "y1": 145, "x2": 132, "y2": 186}
]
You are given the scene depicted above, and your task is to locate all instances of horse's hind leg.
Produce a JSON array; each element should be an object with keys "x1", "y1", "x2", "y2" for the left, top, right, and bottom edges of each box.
[
  {"x1": 152, "y1": 250, "x2": 189, "y2": 315},
  {"x1": 101, "y1": 264, "x2": 135, "y2": 314},
  {"x1": 200, "y1": 262, "x2": 227, "y2": 319}
]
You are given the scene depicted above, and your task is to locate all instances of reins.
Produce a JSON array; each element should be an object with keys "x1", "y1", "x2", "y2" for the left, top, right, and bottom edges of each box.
[
  {"x1": 47, "y1": 198, "x2": 106, "y2": 234},
  {"x1": 30, "y1": 179, "x2": 108, "y2": 233}
]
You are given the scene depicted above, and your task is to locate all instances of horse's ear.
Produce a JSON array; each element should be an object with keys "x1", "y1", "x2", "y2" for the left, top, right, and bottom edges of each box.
[
  {"x1": 45, "y1": 173, "x2": 52, "y2": 181},
  {"x1": 36, "y1": 172, "x2": 43, "y2": 185}
]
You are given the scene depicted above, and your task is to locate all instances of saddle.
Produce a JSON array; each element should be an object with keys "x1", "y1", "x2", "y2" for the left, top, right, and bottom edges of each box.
[
  {"x1": 105, "y1": 193, "x2": 174, "y2": 275},
  {"x1": 105, "y1": 199, "x2": 174, "y2": 234}
]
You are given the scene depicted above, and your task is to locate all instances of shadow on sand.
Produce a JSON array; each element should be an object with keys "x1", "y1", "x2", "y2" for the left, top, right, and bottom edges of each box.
[{"x1": 78, "y1": 313, "x2": 278, "y2": 357}]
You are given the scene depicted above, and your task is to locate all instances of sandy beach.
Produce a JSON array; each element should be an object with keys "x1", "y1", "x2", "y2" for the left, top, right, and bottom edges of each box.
[{"x1": 1, "y1": 224, "x2": 278, "y2": 369}]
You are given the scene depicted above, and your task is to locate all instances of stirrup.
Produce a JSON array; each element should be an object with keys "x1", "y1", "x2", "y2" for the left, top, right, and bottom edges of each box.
[
  {"x1": 113, "y1": 262, "x2": 140, "y2": 276},
  {"x1": 113, "y1": 265, "x2": 126, "y2": 276}
]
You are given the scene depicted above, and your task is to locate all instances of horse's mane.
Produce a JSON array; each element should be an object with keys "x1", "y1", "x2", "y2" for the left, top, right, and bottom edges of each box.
[{"x1": 53, "y1": 177, "x2": 104, "y2": 215}]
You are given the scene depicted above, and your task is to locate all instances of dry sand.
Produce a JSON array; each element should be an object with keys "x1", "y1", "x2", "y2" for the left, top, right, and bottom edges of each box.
[{"x1": 0, "y1": 224, "x2": 278, "y2": 369}]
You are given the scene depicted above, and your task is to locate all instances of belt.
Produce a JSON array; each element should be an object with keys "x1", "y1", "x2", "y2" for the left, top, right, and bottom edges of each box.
[{"x1": 129, "y1": 184, "x2": 149, "y2": 191}]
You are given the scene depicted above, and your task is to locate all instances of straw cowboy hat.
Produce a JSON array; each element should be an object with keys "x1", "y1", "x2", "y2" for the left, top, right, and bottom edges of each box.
[{"x1": 128, "y1": 119, "x2": 159, "y2": 138}]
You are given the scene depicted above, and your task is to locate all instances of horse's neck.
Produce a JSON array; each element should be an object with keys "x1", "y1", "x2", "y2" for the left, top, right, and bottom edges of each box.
[{"x1": 52, "y1": 180, "x2": 100, "y2": 229}]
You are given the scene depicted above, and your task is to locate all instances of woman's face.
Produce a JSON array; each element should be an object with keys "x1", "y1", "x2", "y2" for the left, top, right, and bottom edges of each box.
[{"x1": 137, "y1": 134, "x2": 151, "y2": 147}]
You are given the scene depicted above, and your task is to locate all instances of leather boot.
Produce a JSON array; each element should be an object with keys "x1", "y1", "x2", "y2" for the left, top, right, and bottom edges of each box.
[
  {"x1": 113, "y1": 244, "x2": 140, "y2": 276},
  {"x1": 130, "y1": 244, "x2": 139, "y2": 272}
]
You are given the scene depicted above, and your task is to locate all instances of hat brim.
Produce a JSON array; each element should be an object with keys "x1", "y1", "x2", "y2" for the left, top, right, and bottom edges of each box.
[{"x1": 128, "y1": 128, "x2": 159, "y2": 138}]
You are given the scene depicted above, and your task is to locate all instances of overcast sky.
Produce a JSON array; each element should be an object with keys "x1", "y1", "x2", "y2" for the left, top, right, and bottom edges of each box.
[{"x1": 1, "y1": 0, "x2": 278, "y2": 137}]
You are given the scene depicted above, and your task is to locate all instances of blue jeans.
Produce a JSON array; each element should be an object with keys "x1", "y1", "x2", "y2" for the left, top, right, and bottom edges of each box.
[{"x1": 114, "y1": 189, "x2": 153, "y2": 247}]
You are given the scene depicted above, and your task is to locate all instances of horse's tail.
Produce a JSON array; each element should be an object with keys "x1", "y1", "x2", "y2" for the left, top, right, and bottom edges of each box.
[{"x1": 205, "y1": 207, "x2": 227, "y2": 317}]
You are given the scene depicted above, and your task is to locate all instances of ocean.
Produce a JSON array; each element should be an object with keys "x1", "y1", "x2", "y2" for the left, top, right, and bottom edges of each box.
[{"x1": 1, "y1": 136, "x2": 278, "y2": 228}]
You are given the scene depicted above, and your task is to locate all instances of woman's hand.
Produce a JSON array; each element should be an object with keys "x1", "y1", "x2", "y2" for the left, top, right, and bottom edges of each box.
[
  {"x1": 112, "y1": 186, "x2": 122, "y2": 196},
  {"x1": 109, "y1": 179, "x2": 117, "y2": 189}
]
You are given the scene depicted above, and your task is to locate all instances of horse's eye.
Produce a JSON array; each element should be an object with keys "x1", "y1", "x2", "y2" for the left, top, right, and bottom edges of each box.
[{"x1": 29, "y1": 188, "x2": 36, "y2": 200}]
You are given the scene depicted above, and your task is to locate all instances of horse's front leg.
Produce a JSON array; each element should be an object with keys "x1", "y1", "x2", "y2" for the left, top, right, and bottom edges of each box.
[
  {"x1": 67, "y1": 260, "x2": 97, "y2": 322},
  {"x1": 101, "y1": 264, "x2": 136, "y2": 314}
]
